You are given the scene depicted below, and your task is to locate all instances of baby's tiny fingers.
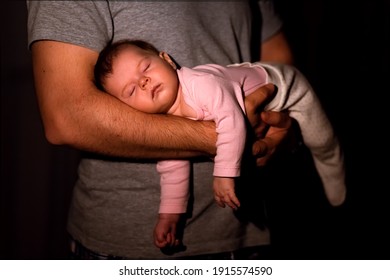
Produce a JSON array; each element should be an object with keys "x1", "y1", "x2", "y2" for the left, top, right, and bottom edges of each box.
[{"x1": 214, "y1": 195, "x2": 226, "y2": 208}]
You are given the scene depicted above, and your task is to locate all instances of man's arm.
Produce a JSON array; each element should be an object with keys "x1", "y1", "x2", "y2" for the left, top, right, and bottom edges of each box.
[
  {"x1": 261, "y1": 31, "x2": 294, "y2": 65},
  {"x1": 248, "y1": 30, "x2": 295, "y2": 166},
  {"x1": 31, "y1": 40, "x2": 216, "y2": 159}
]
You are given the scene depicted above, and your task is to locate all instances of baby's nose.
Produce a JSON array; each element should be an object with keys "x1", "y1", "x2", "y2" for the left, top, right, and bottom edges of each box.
[{"x1": 139, "y1": 76, "x2": 150, "y2": 89}]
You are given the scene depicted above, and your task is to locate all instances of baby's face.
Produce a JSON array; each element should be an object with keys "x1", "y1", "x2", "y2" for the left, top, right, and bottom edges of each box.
[{"x1": 104, "y1": 45, "x2": 179, "y2": 114}]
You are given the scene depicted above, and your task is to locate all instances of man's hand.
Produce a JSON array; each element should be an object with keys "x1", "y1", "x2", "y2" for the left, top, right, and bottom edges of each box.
[
  {"x1": 245, "y1": 84, "x2": 276, "y2": 129},
  {"x1": 244, "y1": 83, "x2": 292, "y2": 167},
  {"x1": 252, "y1": 111, "x2": 292, "y2": 166}
]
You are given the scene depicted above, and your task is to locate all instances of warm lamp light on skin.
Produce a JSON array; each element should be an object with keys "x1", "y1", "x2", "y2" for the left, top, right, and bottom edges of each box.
[{"x1": 104, "y1": 46, "x2": 184, "y2": 116}]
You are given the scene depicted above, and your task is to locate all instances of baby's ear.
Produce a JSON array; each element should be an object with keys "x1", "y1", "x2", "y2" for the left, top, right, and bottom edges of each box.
[{"x1": 159, "y1": 51, "x2": 177, "y2": 70}]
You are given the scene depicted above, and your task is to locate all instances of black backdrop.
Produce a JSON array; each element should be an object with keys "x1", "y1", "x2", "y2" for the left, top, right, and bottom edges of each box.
[{"x1": 2, "y1": 0, "x2": 389, "y2": 259}]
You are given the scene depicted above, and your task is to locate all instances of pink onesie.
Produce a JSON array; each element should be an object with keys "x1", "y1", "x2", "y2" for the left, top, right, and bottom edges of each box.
[{"x1": 157, "y1": 63, "x2": 346, "y2": 214}]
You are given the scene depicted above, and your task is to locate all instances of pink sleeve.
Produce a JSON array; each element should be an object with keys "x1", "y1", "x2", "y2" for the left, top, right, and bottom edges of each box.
[
  {"x1": 191, "y1": 76, "x2": 247, "y2": 178},
  {"x1": 156, "y1": 160, "x2": 190, "y2": 214}
]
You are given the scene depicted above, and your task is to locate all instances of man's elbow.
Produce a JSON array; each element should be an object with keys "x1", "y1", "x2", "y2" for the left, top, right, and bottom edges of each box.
[{"x1": 42, "y1": 116, "x2": 75, "y2": 146}]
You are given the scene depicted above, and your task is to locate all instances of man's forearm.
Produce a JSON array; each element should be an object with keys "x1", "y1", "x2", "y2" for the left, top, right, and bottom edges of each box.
[
  {"x1": 32, "y1": 41, "x2": 217, "y2": 160},
  {"x1": 45, "y1": 92, "x2": 217, "y2": 159}
]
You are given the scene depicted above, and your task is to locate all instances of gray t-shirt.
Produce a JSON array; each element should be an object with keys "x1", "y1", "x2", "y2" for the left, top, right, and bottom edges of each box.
[{"x1": 27, "y1": 0, "x2": 283, "y2": 259}]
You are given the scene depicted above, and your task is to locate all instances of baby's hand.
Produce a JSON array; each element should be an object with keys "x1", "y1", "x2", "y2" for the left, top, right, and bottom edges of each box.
[
  {"x1": 213, "y1": 177, "x2": 240, "y2": 210},
  {"x1": 154, "y1": 213, "x2": 181, "y2": 249}
]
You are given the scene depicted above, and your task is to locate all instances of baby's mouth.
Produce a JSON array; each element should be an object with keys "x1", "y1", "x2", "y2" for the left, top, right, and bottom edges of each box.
[{"x1": 151, "y1": 84, "x2": 161, "y2": 98}]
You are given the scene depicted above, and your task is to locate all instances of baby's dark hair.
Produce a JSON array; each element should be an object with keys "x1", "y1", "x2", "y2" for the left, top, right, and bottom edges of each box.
[{"x1": 94, "y1": 39, "x2": 160, "y2": 91}]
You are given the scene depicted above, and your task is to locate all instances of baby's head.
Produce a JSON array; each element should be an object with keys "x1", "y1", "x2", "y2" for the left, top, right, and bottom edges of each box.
[
  {"x1": 94, "y1": 39, "x2": 160, "y2": 92},
  {"x1": 94, "y1": 39, "x2": 181, "y2": 114}
]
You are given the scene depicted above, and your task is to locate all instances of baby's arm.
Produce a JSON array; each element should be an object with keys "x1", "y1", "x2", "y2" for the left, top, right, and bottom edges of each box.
[
  {"x1": 155, "y1": 160, "x2": 190, "y2": 248},
  {"x1": 192, "y1": 76, "x2": 247, "y2": 210},
  {"x1": 211, "y1": 101, "x2": 245, "y2": 210}
]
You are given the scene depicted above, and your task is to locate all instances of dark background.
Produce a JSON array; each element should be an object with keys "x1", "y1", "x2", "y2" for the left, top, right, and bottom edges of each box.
[{"x1": 1, "y1": 0, "x2": 389, "y2": 259}]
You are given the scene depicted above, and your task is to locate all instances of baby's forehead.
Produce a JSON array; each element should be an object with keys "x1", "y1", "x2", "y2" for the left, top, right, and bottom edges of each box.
[
  {"x1": 119, "y1": 44, "x2": 156, "y2": 57},
  {"x1": 113, "y1": 46, "x2": 152, "y2": 65},
  {"x1": 118, "y1": 44, "x2": 145, "y2": 56},
  {"x1": 112, "y1": 45, "x2": 159, "y2": 72}
]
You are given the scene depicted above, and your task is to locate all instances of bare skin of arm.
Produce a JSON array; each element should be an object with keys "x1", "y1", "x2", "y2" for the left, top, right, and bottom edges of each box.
[
  {"x1": 32, "y1": 40, "x2": 282, "y2": 162},
  {"x1": 31, "y1": 40, "x2": 217, "y2": 159},
  {"x1": 261, "y1": 31, "x2": 294, "y2": 64}
]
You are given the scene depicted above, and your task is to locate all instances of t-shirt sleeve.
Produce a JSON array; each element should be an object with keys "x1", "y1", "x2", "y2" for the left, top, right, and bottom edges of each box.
[{"x1": 27, "y1": 1, "x2": 113, "y2": 51}]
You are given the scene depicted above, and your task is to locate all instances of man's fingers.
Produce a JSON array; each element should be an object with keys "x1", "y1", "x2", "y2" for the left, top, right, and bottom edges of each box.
[
  {"x1": 254, "y1": 121, "x2": 269, "y2": 139},
  {"x1": 245, "y1": 84, "x2": 276, "y2": 127},
  {"x1": 246, "y1": 83, "x2": 276, "y2": 107},
  {"x1": 252, "y1": 122, "x2": 290, "y2": 167},
  {"x1": 261, "y1": 111, "x2": 292, "y2": 129},
  {"x1": 252, "y1": 138, "x2": 273, "y2": 167},
  {"x1": 252, "y1": 140, "x2": 268, "y2": 159}
]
